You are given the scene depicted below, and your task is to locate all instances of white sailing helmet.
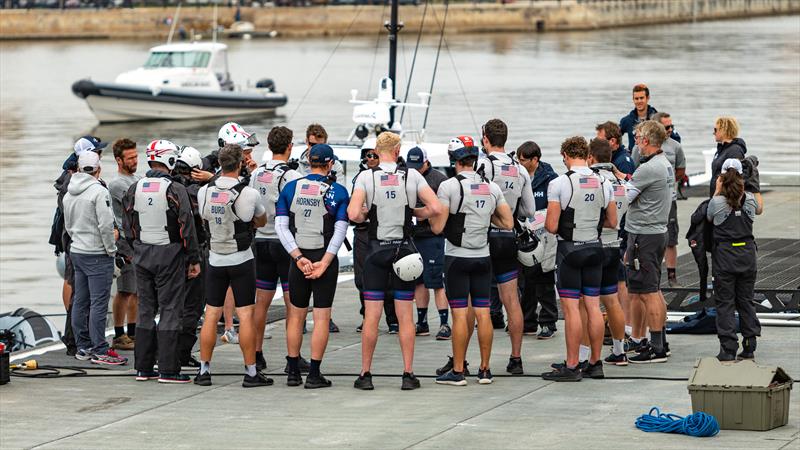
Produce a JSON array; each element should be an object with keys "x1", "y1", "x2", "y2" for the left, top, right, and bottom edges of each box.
[
  {"x1": 517, "y1": 238, "x2": 544, "y2": 267},
  {"x1": 56, "y1": 253, "x2": 66, "y2": 279},
  {"x1": 218, "y1": 122, "x2": 259, "y2": 148},
  {"x1": 178, "y1": 146, "x2": 203, "y2": 169},
  {"x1": 146, "y1": 139, "x2": 179, "y2": 170},
  {"x1": 393, "y1": 253, "x2": 424, "y2": 282},
  {"x1": 361, "y1": 137, "x2": 377, "y2": 151}
]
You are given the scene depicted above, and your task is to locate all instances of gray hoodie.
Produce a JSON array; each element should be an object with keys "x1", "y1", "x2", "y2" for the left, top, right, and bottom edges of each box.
[{"x1": 63, "y1": 172, "x2": 117, "y2": 256}]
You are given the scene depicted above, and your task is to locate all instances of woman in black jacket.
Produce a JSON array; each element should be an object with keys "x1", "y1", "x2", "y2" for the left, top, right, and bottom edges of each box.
[{"x1": 709, "y1": 116, "x2": 747, "y2": 196}]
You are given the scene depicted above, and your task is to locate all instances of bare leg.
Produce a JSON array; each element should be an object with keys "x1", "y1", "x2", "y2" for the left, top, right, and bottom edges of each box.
[
  {"x1": 583, "y1": 296, "x2": 604, "y2": 364},
  {"x1": 224, "y1": 288, "x2": 235, "y2": 330},
  {"x1": 286, "y1": 303, "x2": 305, "y2": 358},
  {"x1": 310, "y1": 307, "x2": 331, "y2": 360},
  {"x1": 415, "y1": 284, "x2": 430, "y2": 309},
  {"x1": 601, "y1": 293, "x2": 626, "y2": 341},
  {"x1": 199, "y1": 305, "x2": 222, "y2": 362},
  {"x1": 618, "y1": 281, "x2": 631, "y2": 327},
  {"x1": 562, "y1": 299, "x2": 582, "y2": 367},
  {"x1": 360, "y1": 301, "x2": 383, "y2": 374},
  {"x1": 62, "y1": 280, "x2": 72, "y2": 310},
  {"x1": 641, "y1": 292, "x2": 666, "y2": 332},
  {"x1": 433, "y1": 288, "x2": 448, "y2": 312},
  {"x1": 112, "y1": 292, "x2": 131, "y2": 328},
  {"x1": 450, "y1": 308, "x2": 468, "y2": 372},
  {"x1": 235, "y1": 305, "x2": 256, "y2": 366},
  {"x1": 127, "y1": 294, "x2": 138, "y2": 328},
  {"x1": 498, "y1": 279, "x2": 523, "y2": 357},
  {"x1": 395, "y1": 300, "x2": 415, "y2": 373},
  {"x1": 253, "y1": 288, "x2": 276, "y2": 352},
  {"x1": 665, "y1": 246, "x2": 677, "y2": 272},
  {"x1": 474, "y1": 308, "x2": 493, "y2": 370},
  {"x1": 631, "y1": 293, "x2": 647, "y2": 339}
]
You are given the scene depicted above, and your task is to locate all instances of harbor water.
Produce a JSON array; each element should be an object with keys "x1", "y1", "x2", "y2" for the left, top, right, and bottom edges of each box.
[{"x1": 0, "y1": 15, "x2": 798, "y2": 317}]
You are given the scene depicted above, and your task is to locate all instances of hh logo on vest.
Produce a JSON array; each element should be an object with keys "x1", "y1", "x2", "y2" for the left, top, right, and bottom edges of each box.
[{"x1": 142, "y1": 181, "x2": 160, "y2": 192}]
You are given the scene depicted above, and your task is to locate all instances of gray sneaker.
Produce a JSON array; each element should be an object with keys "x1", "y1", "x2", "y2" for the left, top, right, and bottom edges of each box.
[
  {"x1": 221, "y1": 328, "x2": 239, "y2": 344},
  {"x1": 435, "y1": 324, "x2": 451, "y2": 340}
]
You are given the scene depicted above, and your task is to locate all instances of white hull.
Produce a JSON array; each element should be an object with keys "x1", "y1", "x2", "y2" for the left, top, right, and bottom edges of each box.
[{"x1": 85, "y1": 95, "x2": 279, "y2": 123}]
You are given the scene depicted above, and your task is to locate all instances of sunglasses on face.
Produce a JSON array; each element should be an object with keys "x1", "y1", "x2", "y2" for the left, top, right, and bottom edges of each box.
[
  {"x1": 365, "y1": 153, "x2": 378, "y2": 160},
  {"x1": 664, "y1": 125, "x2": 674, "y2": 130}
]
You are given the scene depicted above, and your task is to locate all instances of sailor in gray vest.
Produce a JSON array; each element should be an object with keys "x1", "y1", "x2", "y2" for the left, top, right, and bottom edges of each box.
[
  {"x1": 122, "y1": 139, "x2": 201, "y2": 384},
  {"x1": 275, "y1": 144, "x2": 350, "y2": 389},
  {"x1": 250, "y1": 126, "x2": 303, "y2": 372},
  {"x1": 347, "y1": 132, "x2": 444, "y2": 391},
  {"x1": 477, "y1": 119, "x2": 536, "y2": 375},
  {"x1": 195, "y1": 144, "x2": 271, "y2": 388},
  {"x1": 430, "y1": 136, "x2": 513, "y2": 386},
  {"x1": 541, "y1": 136, "x2": 616, "y2": 382},
  {"x1": 588, "y1": 138, "x2": 630, "y2": 366}
]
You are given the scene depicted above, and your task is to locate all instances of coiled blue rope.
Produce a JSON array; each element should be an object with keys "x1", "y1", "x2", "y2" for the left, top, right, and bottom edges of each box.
[{"x1": 635, "y1": 407, "x2": 720, "y2": 437}]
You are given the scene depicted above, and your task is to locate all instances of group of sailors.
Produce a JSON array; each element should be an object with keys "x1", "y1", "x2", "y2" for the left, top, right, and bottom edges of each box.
[{"x1": 54, "y1": 96, "x2": 763, "y2": 388}]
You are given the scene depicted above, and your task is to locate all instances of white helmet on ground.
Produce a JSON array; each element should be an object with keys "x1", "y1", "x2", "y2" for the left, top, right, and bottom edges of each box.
[
  {"x1": 393, "y1": 253, "x2": 424, "y2": 282},
  {"x1": 218, "y1": 122, "x2": 259, "y2": 148},
  {"x1": 178, "y1": 146, "x2": 203, "y2": 169},
  {"x1": 146, "y1": 139, "x2": 179, "y2": 170}
]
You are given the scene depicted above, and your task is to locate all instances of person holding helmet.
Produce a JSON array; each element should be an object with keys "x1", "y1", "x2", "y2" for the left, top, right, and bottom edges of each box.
[
  {"x1": 541, "y1": 136, "x2": 617, "y2": 382},
  {"x1": 430, "y1": 136, "x2": 513, "y2": 386},
  {"x1": 478, "y1": 119, "x2": 536, "y2": 375},
  {"x1": 122, "y1": 140, "x2": 201, "y2": 383},
  {"x1": 352, "y1": 137, "x2": 400, "y2": 333},
  {"x1": 171, "y1": 146, "x2": 208, "y2": 368},
  {"x1": 347, "y1": 131, "x2": 444, "y2": 391},
  {"x1": 587, "y1": 138, "x2": 629, "y2": 366},
  {"x1": 195, "y1": 144, "x2": 271, "y2": 388},
  {"x1": 275, "y1": 144, "x2": 350, "y2": 388},
  {"x1": 250, "y1": 126, "x2": 304, "y2": 372}
]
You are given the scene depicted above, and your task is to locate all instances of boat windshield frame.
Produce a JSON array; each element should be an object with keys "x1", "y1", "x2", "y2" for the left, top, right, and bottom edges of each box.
[{"x1": 143, "y1": 51, "x2": 212, "y2": 69}]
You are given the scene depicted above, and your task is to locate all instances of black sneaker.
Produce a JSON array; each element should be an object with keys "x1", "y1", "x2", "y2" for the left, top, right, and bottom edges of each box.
[
  {"x1": 491, "y1": 314, "x2": 505, "y2": 330},
  {"x1": 415, "y1": 322, "x2": 430, "y2": 336},
  {"x1": 303, "y1": 321, "x2": 308, "y2": 335},
  {"x1": 506, "y1": 357, "x2": 523, "y2": 375},
  {"x1": 625, "y1": 338, "x2": 648, "y2": 354},
  {"x1": 551, "y1": 360, "x2": 587, "y2": 371},
  {"x1": 356, "y1": 322, "x2": 363, "y2": 333},
  {"x1": 737, "y1": 351, "x2": 755, "y2": 361},
  {"x1": 329, "y1": 320, "x2": 340, "y2": 333},
  {"x1": 388, "y1": 324, "x2": 399, "y2": 334},
  {"x1": 194, "y1": 371, "x2": 212, "y2": 386},
  {"x1": 305, "y1": 374, "x2": 332, "y2": 389},
  {"x1": 158, "y1": 373, "x2": 191, "y2": 384},
  {"x1": 242, "y1": 372, "x2": 273, "y2": 388},
  {"x1": 284, "y1": 355, "x2": 310, "y2": 374},
  {"x1": 436, "y1": 356, "x2": 470, "y2": 376},
  {"x1": 537, "y1": 325, "x2": 556, "y2": 340},
  {"x1": 135, "y1": 370, "x2": 159, "y2": 381},
  {"x1": 401, "y1": 372, "x2": 421, "y2": 390},
  {"x1": 287, "y1": 371, "x2": 303, "y2": 387},
  {"x1": 523, "y1": 327, "x2": 538, "y2": 336},
  {"x1": 477, "y1": 368, "x2": 493, "y2": 384},
  {"x1": 717, "y1": 351, "x2": 736, "y2": 362},
  {"x1": 435, "y1": 370, "x2": 467, "y2": 386},
  {"x1": 181, "y1": 356, "x2": 201, "y2": 369},
  {"x1": 255, "y1": 351, "x2": 267, "y2": 371},
  {"x1": 664, "y1": 342, "x2": 672, "y2": 357},
  {"x1": 582, "y1": 360, "x2": 605, "y2": 379},
  {"x1": 629, "y1": 347, "x2": 668, "y2": 364},
  {"x1": 603, "y1": 353, "x2": 628, "y2": 366},
  {"x1": 542, "y1": 365, "x2": 582, "y2": 382},
  {"x1": 354, "y1": 372, "x2": 374, "y2": 390}
]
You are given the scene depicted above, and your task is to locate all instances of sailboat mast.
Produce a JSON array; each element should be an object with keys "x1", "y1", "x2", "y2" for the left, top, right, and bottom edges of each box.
[{"x1": 387, "y1": 0, "x2": 400, "y2": 126}]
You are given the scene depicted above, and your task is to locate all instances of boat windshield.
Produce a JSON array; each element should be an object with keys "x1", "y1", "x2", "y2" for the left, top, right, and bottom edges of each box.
[{"x1": 143, "y1": 51, "x2": 211, "y2": 69}]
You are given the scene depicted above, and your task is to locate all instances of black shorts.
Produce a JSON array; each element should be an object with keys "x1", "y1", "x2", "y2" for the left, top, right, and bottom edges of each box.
[
  {"x1": 414, "y1": 236, "x2": 445, "y2": 289},
  {"x1": 444, "y1": 256, "x2": 492, "y2": 309},
  {"x1": 488, "y1": 230, "x2": 520, "y2": 284},
  {"x1": 555, "y1": 240, "x2": 604, "y2": 300},
  {"x1": 362, "y1": 240, "x2": 416, "y2": 302},
  {"x1": 667, "y1": 201, "x2": 679, "y2": 247},
  {"x1": 206, "y1": 259, "x2": 256, "y2": 308},
  {"x1": 289, "y1": 248, "x2": 338, "y2": 309},
  {"x1": 601, "y1": 247, "x2": 621, "y2": 295},
  {"x1": 255, "y1": 239, "x2": 290, "y2": 291},
  {"x1": 625, "y1": 233, "x2": 667, "y2": 294}
]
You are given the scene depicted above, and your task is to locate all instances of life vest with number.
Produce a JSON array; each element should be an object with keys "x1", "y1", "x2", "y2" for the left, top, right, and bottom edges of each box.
[
  {"x1": 443, "y1": 173, "x2": 496, "y2": 249},
  {"x1": 367, "y1": 166, "x2": 413, "y2": 241},
  {"x1": 132, "y1": 177, "x2": 181, "y2": 245},
  {"x1": 288, "y1": 177, "x2": 334, "y2": 250},
  {"x1": 201, "y1": 180, "x2": 253, "y2": 254},
  {"x1": 556, "y1": 170, "x2": 606, "y2": 242}
]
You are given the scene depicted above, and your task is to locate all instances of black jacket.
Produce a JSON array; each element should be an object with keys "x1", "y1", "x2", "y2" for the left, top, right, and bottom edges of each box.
[
  {"x1": 709, "y1": 138, "x2": 747, "y2": 196},
  {"x1": 686, "y1": 199, "x2": 712, "y2": 302}
]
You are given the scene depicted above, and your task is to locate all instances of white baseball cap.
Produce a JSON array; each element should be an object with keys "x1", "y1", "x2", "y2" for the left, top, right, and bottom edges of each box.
[
  {"x1": 721, "y1": 158, "x2": 743, "y2": 174},
  {"x1": 78, "y1": 151, "x2": 101, "y2": 173},
  {"x1": 73, "y1": 136, "x2": 107, "y2": 156}
]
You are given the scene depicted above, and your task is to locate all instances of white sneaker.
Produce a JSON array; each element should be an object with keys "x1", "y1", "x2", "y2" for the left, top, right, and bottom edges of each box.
[{"x1": 221, "y1": 328, "x2": 239, "y2": 344}]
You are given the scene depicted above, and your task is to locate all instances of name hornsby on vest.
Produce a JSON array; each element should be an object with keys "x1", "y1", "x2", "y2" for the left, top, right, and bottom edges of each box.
[{"x1": 295, "y1": 197, "x2": 321, "y2": 207}]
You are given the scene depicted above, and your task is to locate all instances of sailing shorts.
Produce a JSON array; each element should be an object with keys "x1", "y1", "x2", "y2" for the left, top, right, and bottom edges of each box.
[
  {"x1": 667, "y1": 201, "x2": 679, "y2": 247},
  {"x1": 444, "y1": 256, "x2": 492, "y2": 309},
  {"x1": 362, "y1": 239, "x2": 416, "y2": 302},
  {"x1": 289, "y1": 248, "x2": 338, "y2": 309},
  {"x1": 206, "y1": 259, "x2": 256, "y2": 308},
  {"x1": 255, "y1": 238, "x2": 290, "y2": 291},
  {"x1": 555, "y1": 240, "x2": 604, "y2": 300}
]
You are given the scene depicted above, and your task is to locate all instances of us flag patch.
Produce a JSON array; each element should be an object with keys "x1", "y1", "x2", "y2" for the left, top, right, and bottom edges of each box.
[
  {"x1": 470, "y1": 184, "x2": 489, "y2": 195},
  {"x1": 211, "y1": 191, "x2": 229, "y2": 203},
  {"x1": 500, "y1": 165, "x2": 518, "y2": 177},
  {"x1": 613, "y1": 185, "x2": 626, "y2": 197},
  {"x1": 300, "y1": 184, "x2": 319, "y2": 195},
  {"x1": 380, "y1": 174, "x2": 399, "y2": 186},
  {"x1": 142, "y1": 181, "x2": 159, "y2": 192},
  {"x1": 257, "y1": 171, "x2": 273, "y2": 183},
  {"x1": 579, "y1": 177, "x2": 599, "y2": 189}
]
